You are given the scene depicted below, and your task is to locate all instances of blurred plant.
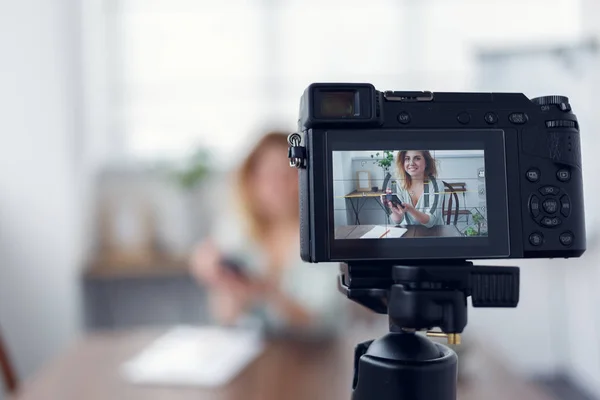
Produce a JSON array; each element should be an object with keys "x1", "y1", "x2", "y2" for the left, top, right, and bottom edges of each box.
[{"x1": 169, "y1": 148, "x2": 212, "y2": 190}]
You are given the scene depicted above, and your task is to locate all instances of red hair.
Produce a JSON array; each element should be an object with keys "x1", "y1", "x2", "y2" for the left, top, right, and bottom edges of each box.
[
  {"x1": 233, "y1": 131, "x2": 298, "y2": 241},
  {"x1": 395, "y1": 150, "x2": 438, "y2": 189}
]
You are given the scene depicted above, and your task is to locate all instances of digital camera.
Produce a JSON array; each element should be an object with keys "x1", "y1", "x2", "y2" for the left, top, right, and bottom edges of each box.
[{"x1": 290, "y1": 83, "x2": 586, "y2": 263}]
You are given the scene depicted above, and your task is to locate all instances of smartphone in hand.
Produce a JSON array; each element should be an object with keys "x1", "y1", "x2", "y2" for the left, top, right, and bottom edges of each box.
[
  {"x1": 220, "y1": 256, "x2": 250, "y2": 280},
  {"x1": 385, "y1": 193, "x2": 404, "y2": 208}
]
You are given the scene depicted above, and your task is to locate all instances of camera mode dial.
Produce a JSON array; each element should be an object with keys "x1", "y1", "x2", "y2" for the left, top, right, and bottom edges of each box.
[
  {"x1": 532, "y1": 95, "x2": 571, "y2": 112},
  {"x1": 546, "y1": 120, "x2": 577, "y2": 129}
]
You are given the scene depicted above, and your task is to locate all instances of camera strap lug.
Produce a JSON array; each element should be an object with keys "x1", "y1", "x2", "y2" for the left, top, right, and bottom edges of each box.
[{"x1": 287, "y1": 133, "x2": 306, "y2": 169}]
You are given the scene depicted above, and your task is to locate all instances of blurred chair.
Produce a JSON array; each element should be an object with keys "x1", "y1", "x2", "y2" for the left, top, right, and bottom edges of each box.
[{"x1": 0, "y1": 327, "x2": 18, "y2": 394}]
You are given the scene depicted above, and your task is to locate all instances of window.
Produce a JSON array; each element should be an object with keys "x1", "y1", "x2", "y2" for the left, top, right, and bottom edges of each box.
[
  {"x1": 105, "y1": 0, "x2": 406, "y2": 164},
  {"x1": 105, "y1": 0, "x2": 580, "y2": 164}
]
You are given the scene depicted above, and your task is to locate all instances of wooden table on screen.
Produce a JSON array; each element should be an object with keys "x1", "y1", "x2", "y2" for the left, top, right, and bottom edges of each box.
[
  {"x1": 335, "y1": 224, "x2": 463, "y2": 239},
  {"x1": 342, "y1": 190, "x2": 387, "y2": 225},
  {"x1": 11, "y1": 329, "x2": 554, "y2": 400}
]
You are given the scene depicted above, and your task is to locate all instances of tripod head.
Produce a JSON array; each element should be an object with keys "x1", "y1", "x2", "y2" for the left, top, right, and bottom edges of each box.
[
  {"x1": 338, "y1": 261, "x2": 520, "y2": 400},
  {"x1": 339, "y1": 261, "x2": 519, "y2": 340}
]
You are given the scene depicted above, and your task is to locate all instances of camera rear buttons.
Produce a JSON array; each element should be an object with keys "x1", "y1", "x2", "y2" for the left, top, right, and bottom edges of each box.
[
  {"x1": 539, "y1": 185, "x2": 560, "y2": 196},
  {"x1": 542, "y1": 198, "x2": 558, "y2": 214},
  {"x1": 509, "y1": 112, "x2": 528, "y2": 124},
  {"x1": 529, "y1": 195, "x2": 540, "y2": 218},
  {"x1": 397, "y1": 112, "x2": 411, "y2": 124},
  {"x1": 557, "y1": 168, "x2": 571, "y2": 182},
  {"x1": 529, "y1": 232, "x2": 544, "y2": 246},
  {"x1": 540, "y1": 216, "x2": 562, "y2": 227},
  {"x1": 559, "y1": 231, "x2": 574, "y2": 246},
  {"x1": 484, "y1": 112, "x2": 498, "y2": 124},
  {"x1": 457, "y1": 112, "x2": 471, "y2": 124},
  {"x1": 560, "y1": 195, "x2": 571, "y2": 217},
  {"x1": 526, "y1": 168, "x2": 540, "y2": 182}
]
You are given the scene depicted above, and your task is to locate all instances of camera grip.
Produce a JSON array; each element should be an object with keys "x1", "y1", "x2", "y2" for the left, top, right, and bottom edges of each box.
[{"x1": 522, "y1": 127, "x2": 581, "y2": 169}]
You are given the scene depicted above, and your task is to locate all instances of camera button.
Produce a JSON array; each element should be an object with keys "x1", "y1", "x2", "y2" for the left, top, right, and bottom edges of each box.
[
  {"x1": 542, "y1": 198, "x2": 559, "y2": 214},
  {"x1": 540, "y1": 216, "x2": 562, "y2": 228},
  {"x1": 539, "y1": 185, "x2": 560, "y2": 196},
  {"x1": 484, "y1": 112, "x2": 498, "y2": 124},
  {"x1": 529, "y1": 232, "x2": 544, "y2": 246},
  {"x1": 559, "y1": 231, "x2": 574, "y2": 247},
  {"x1": 560, "y1": 195, "x2": 571, "y2": 217},
  {"x1": 457, "y1": 112, "x2": 471, "y2": 124},
  {"x1": 509, "y1": 112, "x2": 529, "y2": 124},
  {"x1": 529, "y1": 195, "x2": 541, "y2": 218},
  {"x1": 557, "y1": 168, "x2": 571, "y2": 182},
  {"x1": 397, "y1": 112, "x2": 411, "y2": 124},
  {"x1": 526, "y1": 168, "x2": 541, "y2": 182}
]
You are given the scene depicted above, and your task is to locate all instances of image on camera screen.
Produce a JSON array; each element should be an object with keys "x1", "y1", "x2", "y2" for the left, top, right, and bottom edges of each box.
[{"x1": 333, "y1": 149, "x2": 488, "y2": 239}]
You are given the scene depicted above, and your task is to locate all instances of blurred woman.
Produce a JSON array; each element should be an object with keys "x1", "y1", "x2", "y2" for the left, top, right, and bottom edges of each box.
[
  {"x1": 382, "y1": 150, "x2": 443, "y2": 227},
  {"x1": 190, "y1": 132, "x2": 344, "y2": 337}
]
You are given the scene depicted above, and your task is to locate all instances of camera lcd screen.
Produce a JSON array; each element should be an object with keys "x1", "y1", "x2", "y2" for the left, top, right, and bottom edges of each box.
[
  {"x1": 325, "y1": 129, "x2": 510, "y2": 261},
  {"x1": 320, "y1": 91, "x2": 358, "y2": 117},
  {"x1": 333, "y1": 149, "x2": 487, "y2": 240}
]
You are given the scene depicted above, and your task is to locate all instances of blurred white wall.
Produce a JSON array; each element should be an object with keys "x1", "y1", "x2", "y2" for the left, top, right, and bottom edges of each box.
[
  {"x1": 0, "y1": 0, "x2": 86, "y2": 387},
  {"x1": 471, "y1": 8, "x2": 600, "y2": 395},
  {"x1": 563, "y1": 1, "x2": 600, "y2": 396}
]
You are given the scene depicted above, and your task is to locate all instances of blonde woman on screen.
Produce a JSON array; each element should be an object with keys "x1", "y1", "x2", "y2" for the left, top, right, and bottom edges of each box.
[
  {"x1": 382, "y1": 150, "x2": 444, "y2": 227},
  {"x1": 190, "y1": 132, "x2": 345, "y2": 337}
]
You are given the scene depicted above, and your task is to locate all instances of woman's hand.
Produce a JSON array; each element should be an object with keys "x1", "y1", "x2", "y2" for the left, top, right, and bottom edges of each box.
[
  {"x1": 190, "y1": 240, "x2": 268, "y2": 323},
  {"x1": 218, "y1": 271, "x2": 269, "y2": 302},
  {"x1": 381, "y1": 195, "x2": 405, "y2": 222},
  {"x1": 401, "y1": 202, "x2": 432, "y2": 225},
  {"x1": 189, "y1": 239, "x2": 222, "y2": 286},
  {"x1": 190, "y1": 240, "x2": 263, "y2": 296},
  {"x1": 401, "y1": 201, "x2": 416, "y2": 214},
  {"x1": 390, "y1": 204, "x2": 405, "y2": 218}
]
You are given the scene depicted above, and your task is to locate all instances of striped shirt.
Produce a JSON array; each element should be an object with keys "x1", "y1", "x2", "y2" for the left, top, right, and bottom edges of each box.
[{"x1": 394, "y1": 176, "x2": 444, "y2": 228}]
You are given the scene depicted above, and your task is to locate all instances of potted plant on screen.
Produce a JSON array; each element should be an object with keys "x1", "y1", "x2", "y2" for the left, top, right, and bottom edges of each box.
[
  {"x1": 371, "y1": 150, "x2": 395, "y2": 192},
  {"x1": 464, "y1": 209, "x2": 487, "y2": 236}
]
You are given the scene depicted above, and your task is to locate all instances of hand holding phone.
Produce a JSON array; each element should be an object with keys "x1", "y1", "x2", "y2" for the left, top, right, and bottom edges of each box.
[
  {"x1": 385, "y1": 193, "x2": 404, "y2": 208},
  {"x1": 220, "y1": 256, "x2": 250, "y2": 280}
]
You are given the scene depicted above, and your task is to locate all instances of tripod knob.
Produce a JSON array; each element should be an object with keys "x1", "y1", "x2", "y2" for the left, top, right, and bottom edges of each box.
[{"x1": 426, "y1": 332, "x2": 462, "y2": 345}]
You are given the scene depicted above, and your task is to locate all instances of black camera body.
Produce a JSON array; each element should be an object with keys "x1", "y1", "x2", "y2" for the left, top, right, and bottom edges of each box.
[{"x1": 294, "y1": 82, "x2": 586, "y2": 263}]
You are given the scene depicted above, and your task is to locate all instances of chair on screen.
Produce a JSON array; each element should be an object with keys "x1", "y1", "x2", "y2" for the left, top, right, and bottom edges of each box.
[
  {"x1": 0, "y1": 326, "x2": 18, "y2": 394},
  {"x1": 441, "y1": 181, "x2": 473, "y2": 225},
  {"x1": 442, "y1": 181, "x2": 460, "y2": 225}
]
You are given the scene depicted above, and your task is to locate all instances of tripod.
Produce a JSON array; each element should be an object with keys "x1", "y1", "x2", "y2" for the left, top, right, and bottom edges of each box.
[{"x1": 339, "y1": 261, "x2": 520, "y2": 400}]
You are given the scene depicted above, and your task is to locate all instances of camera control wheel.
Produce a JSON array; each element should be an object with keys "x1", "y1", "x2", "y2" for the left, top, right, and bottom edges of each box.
[{"x1": 532, "y1": 95, "x2": 571, "y2": 111}]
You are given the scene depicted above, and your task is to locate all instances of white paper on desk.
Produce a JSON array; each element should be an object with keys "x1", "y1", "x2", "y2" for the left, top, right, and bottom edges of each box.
[
  {"x1": 360, "y1": 225, "x2": 408, "y2": 239},
  {"x1": 120, "y1": 325, "x2": 264, "y2": 387}
]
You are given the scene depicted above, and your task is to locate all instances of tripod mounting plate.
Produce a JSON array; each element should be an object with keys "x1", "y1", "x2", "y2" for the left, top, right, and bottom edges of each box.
[{"x1": 338, "y1": 261, "x2": 520, "y2": 334}]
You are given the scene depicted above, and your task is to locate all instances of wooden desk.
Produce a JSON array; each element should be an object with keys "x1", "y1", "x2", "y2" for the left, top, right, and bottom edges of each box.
[
  {"x1": 343, "y1": 190, "x2": 386, "y2": 199},
  {"x1": 335, "y1": 224, "x2": 463, "y2": 239},
  {"x1": 11, "y1": 329, "x2": 554, "y2": 400}
]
